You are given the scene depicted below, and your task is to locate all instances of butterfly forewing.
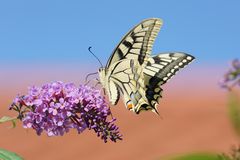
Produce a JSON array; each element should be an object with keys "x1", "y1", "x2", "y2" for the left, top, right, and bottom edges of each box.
[{"x1": 106, "y1": 18, "x2": 163, "y2": 68}]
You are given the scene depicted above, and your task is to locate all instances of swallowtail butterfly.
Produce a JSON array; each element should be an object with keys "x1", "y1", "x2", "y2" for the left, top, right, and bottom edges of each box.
[{"x1": 98, "y1": 18, "x2": 194, "y2": 114}]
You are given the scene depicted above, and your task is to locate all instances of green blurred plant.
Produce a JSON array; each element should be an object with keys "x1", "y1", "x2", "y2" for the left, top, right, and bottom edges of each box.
[
  {"x1": 218, "y1": 145, "x2": 240, "y2": 160},
  {"x1": 218, "y1": 59, "x2": 240, "y2": 160},
  {"x1": 228, "y1": 92, "x2": 240, "y2": 136},
  {"x1": 163, "y1": 153, "x2": 219, "y2": 160},
  {"x1": 0, "y1": 116, "x2": 17, "y2": 128},
  {"x1": 220, "y1": 59, "x2": 240, "y2": 136},
  {"x1": 0, "y1": 148, "x2": 23, "y2": 160}
]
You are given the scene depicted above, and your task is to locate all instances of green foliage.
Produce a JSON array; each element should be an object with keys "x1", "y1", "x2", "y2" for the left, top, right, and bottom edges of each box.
[
  {"x1": 0, "y1": 149, "x2": 23, "y2": 160},
  {"x1": 0, "y1": 116, "x2": 16, "y2": 128},
  {"x1": 163, "y1": 153, "x2": 219, "y2": 160},
  {"x1": 228, "y1": 92, "x2": 240, "y2": 136},
  {"x1": 218, "y1": 145, "x2": 240, "y2": 160},
  {"x1": 219, "y1": 154, "x2": 235, "y2": 160}
]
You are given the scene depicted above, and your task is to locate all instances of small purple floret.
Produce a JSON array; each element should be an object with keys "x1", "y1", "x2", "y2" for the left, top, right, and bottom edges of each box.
[
  {"x1": 220, "y1": 59, "x2": 240, "y2": 90},
  {"x1": 10, "y1": 81, "x2": 122, "y2": 142}
]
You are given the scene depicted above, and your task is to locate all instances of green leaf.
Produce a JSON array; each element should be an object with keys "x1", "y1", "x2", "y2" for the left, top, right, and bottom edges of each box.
[
  {"x1": 164, "y1": 153, "x2": 219, "y2": 160},
  {"x1": 0, "y1": 148, "x2": 23, "y2": 160},
  {"x1": 228, "y1": 92, "x2": 240, "y2": 136},
  {"x1": 0, "y1": 116, "x2": 17, "y2": 128}
]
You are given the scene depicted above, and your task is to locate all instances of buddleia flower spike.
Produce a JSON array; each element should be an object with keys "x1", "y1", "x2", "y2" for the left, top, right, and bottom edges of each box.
[{"x1": 9, "y1": 81, "x2": 122, "y2": 143}]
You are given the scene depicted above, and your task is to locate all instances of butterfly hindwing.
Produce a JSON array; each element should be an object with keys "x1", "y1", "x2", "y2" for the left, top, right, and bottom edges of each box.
[
  {"x1": 144, "y1": 52, "x2": 195, "y2": 108},
  {"x1": 108, "y1": 59, "x2": 149, "y2": 113},
  {"x1": 107, "y1": 80, "x2": 120, "y2": 105},
  {"x1": 106, "y1": 18, "x2": 163, "y2": 68}
]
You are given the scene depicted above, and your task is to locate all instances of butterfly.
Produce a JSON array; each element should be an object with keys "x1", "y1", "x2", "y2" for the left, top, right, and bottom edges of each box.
[{"x1": 98, "y1": 18, "x2": 195, "y2": 114}]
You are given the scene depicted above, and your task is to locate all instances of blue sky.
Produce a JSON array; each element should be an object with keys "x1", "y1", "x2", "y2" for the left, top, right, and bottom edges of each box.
[{"x1": 0, "y1": 0, "x2": 239, "y2": 68}]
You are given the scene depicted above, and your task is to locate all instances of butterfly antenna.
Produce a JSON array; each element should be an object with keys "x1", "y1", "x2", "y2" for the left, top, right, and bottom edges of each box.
[{"x1": 88, "y1": 47, "x2": 103, "y2": 68}]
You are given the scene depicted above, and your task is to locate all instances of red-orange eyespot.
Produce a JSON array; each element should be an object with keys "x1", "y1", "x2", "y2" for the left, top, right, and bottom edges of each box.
[{"x1": 127, "y1": 103, "x2": 133, "y2": 110}]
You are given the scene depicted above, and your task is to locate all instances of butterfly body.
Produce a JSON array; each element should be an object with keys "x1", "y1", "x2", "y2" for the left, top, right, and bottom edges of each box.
[{"x1": 98, "y1": 18, "x2": 194, "y2": 114}]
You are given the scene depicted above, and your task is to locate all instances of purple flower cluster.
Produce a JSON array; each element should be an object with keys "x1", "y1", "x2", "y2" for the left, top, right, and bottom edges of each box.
[
  {"x1": 10, "y1": 81, "x2": 122, "y2": 142},
  {"x1": 220, "y1": 59, "x2": 240, "y2": 90}
]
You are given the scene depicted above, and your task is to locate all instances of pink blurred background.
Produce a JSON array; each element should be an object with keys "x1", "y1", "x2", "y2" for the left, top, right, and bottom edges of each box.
[{"x1": 0, "y1": 64, "x2": 239, "y2": 160}]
